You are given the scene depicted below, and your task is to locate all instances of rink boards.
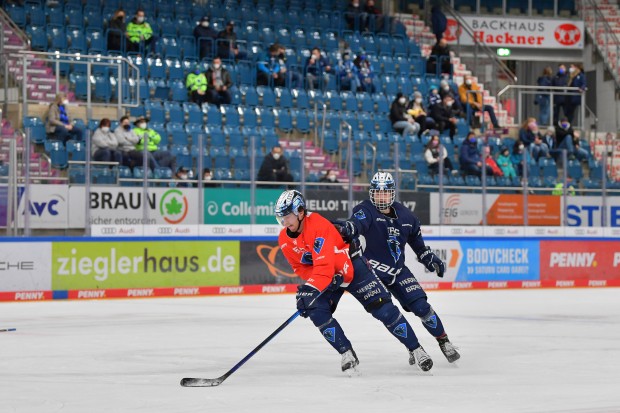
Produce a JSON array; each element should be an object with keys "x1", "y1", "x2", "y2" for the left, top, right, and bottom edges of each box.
[{"x1": 1, "y1": 230, "x2": 619, "y2": 301}]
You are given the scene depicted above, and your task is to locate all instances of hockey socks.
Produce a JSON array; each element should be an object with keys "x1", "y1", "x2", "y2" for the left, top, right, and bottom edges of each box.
[
  {"x1": 410, "y1": 300, "x2": 446, "y2": 338},
  {"x1": 369, "y1": 300, "x2": 420, "y2": 350},
  {"x1": 318, "y1": 318, "x2": 353, "y2": 355}
]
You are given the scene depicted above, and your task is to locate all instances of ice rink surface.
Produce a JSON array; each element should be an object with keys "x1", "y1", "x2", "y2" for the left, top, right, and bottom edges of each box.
[{"x1": 2, "y1": 289, "x2": 620, "y2": 413}]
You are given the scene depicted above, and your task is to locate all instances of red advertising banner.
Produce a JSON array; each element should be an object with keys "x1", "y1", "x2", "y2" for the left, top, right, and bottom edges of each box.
[
  {"x1": 540, "y1": 241, "x2": 620, "y2": 280},
  {"x1": 486, "y1": 194, "x2": 561, "y2": 226}
]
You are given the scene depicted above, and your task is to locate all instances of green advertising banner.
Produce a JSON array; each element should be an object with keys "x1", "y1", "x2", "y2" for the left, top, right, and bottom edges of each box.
[
  {"x1": 52, "y1": 241, "x2": 240, "y2": 289},
  {"x1": 204, "y1": 188, "x2": 283, "y2": 224}
]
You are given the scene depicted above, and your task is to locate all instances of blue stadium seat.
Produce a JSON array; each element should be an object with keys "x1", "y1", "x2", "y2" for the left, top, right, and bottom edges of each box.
[
  {"x1": 23, "y1": 116, "x2": 47, "y2": 144},
  {"x1": 204, "y1": 104, "x2": 222, "y2": 125},
  {"x1": 49, "y1": 141, "x2": 68, "y2": 169}
]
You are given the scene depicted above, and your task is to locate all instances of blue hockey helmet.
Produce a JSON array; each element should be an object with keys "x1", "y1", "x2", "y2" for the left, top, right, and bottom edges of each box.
[
  {"x1": 275, "y1": 189, "x2": 306, "y2": 225},
  {"x1": 369, "y1": 171, "x2": 395, "y2": 210}
]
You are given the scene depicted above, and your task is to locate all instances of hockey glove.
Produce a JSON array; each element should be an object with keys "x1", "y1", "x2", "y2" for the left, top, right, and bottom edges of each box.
[
  {"x1": 327, "y1": 273, "x2": 344, "y2": 292},
  {"x1": 348, "y1": 237, "x2": 363, "y2": 258},
  {"x1": 332, "y1": 220, "x2": 357, "y2": 243},
  {"x1": 301, "y1": 251, "x2": 313, "y2": 264},
  {"x1": 418, "y1": 247, "x2": 446, "y2": 278},
  {"x1": 296, "y1": 284, "x2": 320, "y2": 317}
]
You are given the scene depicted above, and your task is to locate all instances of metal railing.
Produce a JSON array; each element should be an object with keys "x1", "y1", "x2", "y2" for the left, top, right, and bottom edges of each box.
[
  {"x1": 581, "y1": 0, "x2": 620, "y2": 88},
  {"x1": 497, "y1": 85, "x2": 587, "y2": 129},
  {"x1": 12, "y1": 50, "x2": 141, "y2": 119},
  {"x1": 437, "y1": 0, "x2": 518, "y2": 97}
]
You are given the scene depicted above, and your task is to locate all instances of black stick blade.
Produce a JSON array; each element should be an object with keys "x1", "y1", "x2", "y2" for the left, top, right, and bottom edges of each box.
[{"x1": 180, "y1": 377, "x2": 225, "y2": 387}]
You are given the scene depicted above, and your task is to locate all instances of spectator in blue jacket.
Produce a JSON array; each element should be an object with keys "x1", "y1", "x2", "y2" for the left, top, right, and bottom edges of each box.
[
  {"x1": 337, "y1": 51, "x2": 360, "y2": 91},
  {"x1": 564, "y1": 63, "x2": 586, "y2": 124},
  {"x1": 551, "y1": 64, "x2": 568, "y2": 125},
  {"x1": 535, "y1": 66, "x2": 553, "y2": 126},
  {"x1": 518, "y1": 117, "x2": 541, "y2": 148},
  {"x1": 305, "y1": 47, "x2": 332, "y2": 90},
  {"x1": 257, "y1": 44, "x2": 285, "y2": 87},
  {"x1": 459, "y1": 132, "x2": 487, "y2": 177},
  {"x1": 431, "y1": 5, "x2": 447, "y2": 42},
  {"x1": 355, "y1": 55, "x2": 376, "y2": 93}
]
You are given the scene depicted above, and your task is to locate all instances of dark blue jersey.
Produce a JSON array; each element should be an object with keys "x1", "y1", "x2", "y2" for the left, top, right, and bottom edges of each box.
[{"x1": 350, "y1": 200, "x2": 428, "y2": 282}]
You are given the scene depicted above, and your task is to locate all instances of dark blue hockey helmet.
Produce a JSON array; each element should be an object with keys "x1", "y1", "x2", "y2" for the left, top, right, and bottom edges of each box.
[
  {"x1": 369, "y1": 172, "x2": 395, "y2": 210},
  {"x1": 275, "y1": 190, "x2": 306, "y2": 225}
]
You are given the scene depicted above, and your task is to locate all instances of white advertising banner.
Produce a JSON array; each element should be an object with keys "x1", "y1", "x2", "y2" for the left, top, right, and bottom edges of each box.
[
  {"x1": 445, "y1": 16, "x2": 584, "y2": 49},
  {"x1": 0, "y1": 242, "x2": 52, "y2": 291},
  {"x1": 17, "y1": 184, "x2": 69, "y2": 229},
  {"x1": 69, "y1": 186, "x2": 200, "y2": 228},
  {"x1": 430, "y1": 193, "x2": 488, "y2": 225},
  {"x1": 566, "y1": 197, "x2": 620, "y2": 227}
]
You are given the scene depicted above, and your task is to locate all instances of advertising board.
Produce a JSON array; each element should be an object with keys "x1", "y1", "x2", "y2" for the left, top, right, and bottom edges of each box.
[
  {"x1": 68, "y1": 187, "x2": 200, "y2": 228},
  {"x1": 51, "y1": 241, "x2": 239, "y2": 289},
  {"x1": 444, "y1": 16, "x2": 584, "y2": 49}
]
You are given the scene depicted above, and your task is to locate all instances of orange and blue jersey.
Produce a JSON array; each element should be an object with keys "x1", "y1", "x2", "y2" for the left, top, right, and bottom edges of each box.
[{"x1": 278, "y1": 212, "x2": 353, "y2": 291}]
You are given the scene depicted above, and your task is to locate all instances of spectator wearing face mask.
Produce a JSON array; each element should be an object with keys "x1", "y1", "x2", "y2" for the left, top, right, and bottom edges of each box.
[
  {"x1": 424, "y1": 132, "x2": 453, "y2": 175},
  {"x1": 511, "y1": 139, "x2": 531, "y2": 176},
  {"x1": 497, "y1": 146, "x2": 517, "y2": 179},
  {"x1": 438, "y1": 79, "x2": 463, "y2": 116},
  {"x1": 518, "y1": 117, "x2": 541, "y2": 148},
  {"x1": 126, "y1": 9, "x2": 157, "y2": 55},
  {"x1": 205, "y1": 57, "x2": 233, "y2": 105},
  {"x1": 459, "y1": 132, "x2": 486, "y2": 177},
  {"x1": 345, "y1": 0, "x2": 367, "y2": 32},
  {"x1": 407, "y1": 91, "x2": 436, "y2": 135},
  {"x1": 552, "y1": 64, "x2": 568, "y2": 125},
  {"x1": 458, "y1": 75, "x2": 500, "y2": 130},
  {"x1": 355, "y1": 55, "x2": 376, "y2": 93},
  {"x1": 114, "y1": 115, "x2": 158, "y2": 171},
  {"x1": 390, "y1": 93, "x2": 420, "y2": 137},
  {"x1": 186, "y1": 64, "x2": 208, "y2": 105},
  {"x1": 555, "y1": 118, "x2": 588, "y2": 161},
  {"x1": 173, "y1": 166, "x2": 192, "y2": 188},
  {"x1": 45, "y1": 92, "x2": 84, "y2": 143},
  {"x1": 337, "y1": 51, "x2": 360, "y2": 92},
  {"x1": 430, "y1": 94, "x2": 458, "y2": 138},
  {"x1": 564, "y1": 63, "x2": 586, "y2": 124},
  {"x1": 319, "y1": 169, "x2": 340, "y2": 189},
  {"x1": 133, "y1": 116, "x2": 176, "y2": 172},
  {"x1": 364, "y1": 0, "x2": 383, "y2": 31},
  {"x1": 194, "y1": 16, "x2": 218, "y2": 60},
  {"x1": 91, "y1": 118, "x2": 123, "y2": 165},
  {"x1": 305, "y1": 48, "x2": 333, "y2": 90},
  {"x1": 257, "y1": 145, "x2": 294, "y2": 184},
  {"x1": 108, "y1": 9, "x2": 126, "y2": 52},
  {"x1": 201, "y1": 168, "x2": 219, "y2": 187}
]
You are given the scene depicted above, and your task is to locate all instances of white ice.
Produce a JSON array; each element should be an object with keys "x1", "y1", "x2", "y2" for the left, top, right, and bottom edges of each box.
[{"x1": 2, "y1": 289, "x2": 620, "y2": 413}]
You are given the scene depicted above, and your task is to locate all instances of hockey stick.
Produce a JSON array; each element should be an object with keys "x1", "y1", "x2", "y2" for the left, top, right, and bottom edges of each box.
[
  {"x1": 180, "y1": 310, "x2": 302, "y2": 387},
  {"x1": 0, "y1": 328, "x2": 16, "y2": 332}
]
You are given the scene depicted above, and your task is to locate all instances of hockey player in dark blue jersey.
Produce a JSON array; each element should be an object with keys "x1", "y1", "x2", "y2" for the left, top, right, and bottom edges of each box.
[{"x1": 334, "y1": 172, "x2": 460, "y2": 364}]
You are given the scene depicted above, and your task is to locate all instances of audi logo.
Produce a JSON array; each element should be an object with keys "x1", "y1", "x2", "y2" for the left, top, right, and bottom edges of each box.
[
  {"x1": 264, "y1": 227, "x2": 278, "y2": 234},
  {"x1": 212, "y1": 227, "x2": 227, "y2": 234},
  {"x1": 100, "y1": 227, "x2": 117, "y2": 235},
  {"x1": 158, "y1": 227, "x2": 173, "y2": 234}
]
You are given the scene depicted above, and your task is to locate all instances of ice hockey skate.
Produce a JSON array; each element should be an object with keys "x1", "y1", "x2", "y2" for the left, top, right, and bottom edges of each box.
[
  {"x1": 437, "y1": 335, "x2": 460, "y2": 363},
  {"x1": 409, "y1": 345, "x2": 433, "y2": 372},
  {"x1": 341, "y1": 349, "x2": 360, "y2": 376}
]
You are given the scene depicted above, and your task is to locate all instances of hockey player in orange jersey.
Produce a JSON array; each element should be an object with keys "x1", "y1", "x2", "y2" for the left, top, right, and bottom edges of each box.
[{"x1": 275, "y1": 190, "x2": 433, "y2": 373}]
